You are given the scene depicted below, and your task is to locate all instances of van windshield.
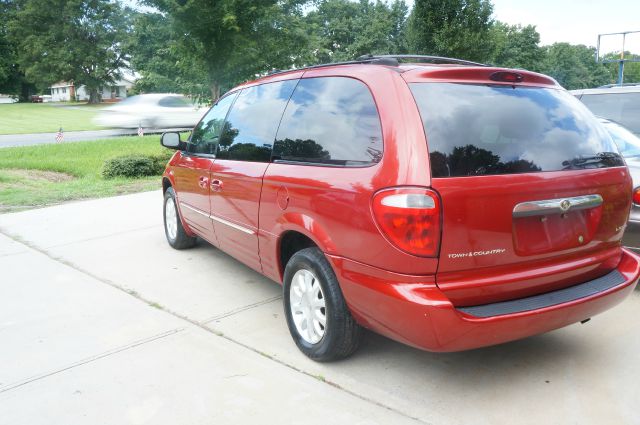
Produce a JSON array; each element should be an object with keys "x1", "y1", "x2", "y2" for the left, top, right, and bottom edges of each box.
[{"x1": 410, "y1": 83, "x2": 624, "y2": 178}]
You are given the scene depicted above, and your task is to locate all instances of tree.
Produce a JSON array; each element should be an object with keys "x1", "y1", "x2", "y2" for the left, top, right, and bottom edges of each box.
[
  {"x1": 406, "y1": 0, "x2": 494, "y2": 62},
  {"x1": 8, "y1": 0, "x2": 131, "y2": 103},
  {"x1": 540, "y1": 43, "x2": 612, "y2": 89},
  {"x1": 304, "y1": 0, "x2": 408, "y2": 64},
  {"x1": 0, "y1": 0, "x2": 38, "y2": 100},
  {"x1": 126, "y1": 11, "x2": 209, "y2": 98},
  {"x1": 144, "y1": 0, "x2": 310, "y2": 100},
  {"x1": 489, "y1": 22, "x2": 544, "y2": 71},
  {"x1": 601, "y1": 52, "x2": 640, "y2": 84}
]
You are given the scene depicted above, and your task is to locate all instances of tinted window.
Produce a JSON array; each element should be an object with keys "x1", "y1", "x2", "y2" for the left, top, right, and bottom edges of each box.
[
  {"x1": 580, "y1": 92, "x2": 640, "y2": 136},
  {"x1": 273, "y1": 77, "x2": 383, "y2": 166},
  {"x1": 159, "y1": 96, "x2": 192, "y2": 108},
  {"x1": 410, "y1": 83, "x2": 623, "y2": 177},
  {"x1": 217, "y1": 80, "x2": 298, "y2": 162},
  {"x1": 188, "y1": 92, "x2": 238, "y2": 155}
]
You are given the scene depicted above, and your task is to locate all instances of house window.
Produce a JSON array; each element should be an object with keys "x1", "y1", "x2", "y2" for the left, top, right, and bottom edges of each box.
[{"x1": 62, "y1": 88, "x2": 66, "y2": 94}]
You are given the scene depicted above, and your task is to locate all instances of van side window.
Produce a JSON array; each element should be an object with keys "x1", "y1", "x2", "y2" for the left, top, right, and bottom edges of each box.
[
  {"x1": 188, "y1": 92, "x2": 238, "y2": 155},
  {"x1": 217, "y1": 80, "x2": 298, "y2": 162},
  {"x1": 273, "y1": 77, "x2": 383, "y2": 166},
  {"x1": 159, "y1": 96, "x2": 192, "y2": 108}
]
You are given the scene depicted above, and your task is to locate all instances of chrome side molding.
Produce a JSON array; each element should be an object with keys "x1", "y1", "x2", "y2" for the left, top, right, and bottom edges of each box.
[
  {"x1": 513, "y1": 194, "x2": 603, "y2": 218},
  {"x1": 209, "y1": 214, "x2": 255, "y2": 235},
  {"x1": 180, "y1": 202, "x2": 255, "y2": 235}
]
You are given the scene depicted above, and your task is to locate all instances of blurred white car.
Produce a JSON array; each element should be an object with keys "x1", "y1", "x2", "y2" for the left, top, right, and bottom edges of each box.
[{"x1": 94, "y1": 94, "x2": 207, "y2": 129}]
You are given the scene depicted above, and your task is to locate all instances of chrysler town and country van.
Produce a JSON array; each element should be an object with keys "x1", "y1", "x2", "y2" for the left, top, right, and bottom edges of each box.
[{"x1": 160, "y1": 55, "x2": 640, "y2": 361}]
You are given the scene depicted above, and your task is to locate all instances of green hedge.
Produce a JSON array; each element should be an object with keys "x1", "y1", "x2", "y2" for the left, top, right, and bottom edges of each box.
[{"x1": 102, "y1": 151, "x2": 173, "y2": 179}]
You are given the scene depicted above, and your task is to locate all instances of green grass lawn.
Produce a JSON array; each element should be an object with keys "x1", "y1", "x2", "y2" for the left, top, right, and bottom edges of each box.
[
  {"x1": 0, "y1": 102, "x2": 103, "y2": 134},
  {"x1": 0, "y1": 135, "x2": 172, "y2": 212}
]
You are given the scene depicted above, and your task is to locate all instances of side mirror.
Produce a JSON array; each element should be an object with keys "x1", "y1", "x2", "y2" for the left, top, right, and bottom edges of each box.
[{"x1": 161, "y1": 132, "x2": 182, "y2": 150}]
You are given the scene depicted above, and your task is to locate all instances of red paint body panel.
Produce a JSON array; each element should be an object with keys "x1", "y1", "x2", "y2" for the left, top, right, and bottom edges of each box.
[
  {"x1": 210, "y1": 160, "x2": 268, "y2": 273},
  {"x1": 330, "y1": 248, "x2": 639, "y2": 352},
  {"x1": 401, "y1": 66, "x2": 560, "y2": 88},
  {"x1": 164, "y1": 62, "x2": 640, "y2": 353},
  {"x1": 170, "y1": 152, "x2": 218, "y2": 245},
  {"x1": 432, "y1": 167, "x2": 633, "y2": 305}
]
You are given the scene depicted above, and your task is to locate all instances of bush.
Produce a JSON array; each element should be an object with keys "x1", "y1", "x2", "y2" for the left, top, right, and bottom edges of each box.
[
  {"x1": 148, "y1": 151, "x2": 174, "y2": 173},
  {"x1": 103, "y1": 155, "x2": 159, "y2": 179}
]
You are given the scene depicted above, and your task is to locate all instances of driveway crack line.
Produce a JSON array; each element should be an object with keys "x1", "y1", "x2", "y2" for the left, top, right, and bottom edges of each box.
[
  {"x1": 0, "y1": 328, "x2": 184, "y2": 394},
  {"x1": 202, "y1": 295, "x2": 283, "y2": 324},
  {"x1": 0, "y1": 230, "x2": 428, "y2": 424},
  {"x1": 0, "y1": 224, "x2": 161, "y2": 251}
]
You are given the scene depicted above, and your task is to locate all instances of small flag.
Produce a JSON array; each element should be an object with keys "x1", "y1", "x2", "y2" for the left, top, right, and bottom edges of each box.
[
  {"x1": 137, "y1": 123, "x2": 144, "y2": 137},
  {"x1": 56, "y1": 127, "x2": 64, "y2": 143}
]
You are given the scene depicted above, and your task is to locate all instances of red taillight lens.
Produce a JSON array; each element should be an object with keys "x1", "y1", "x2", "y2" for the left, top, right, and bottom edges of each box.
[
  {"x1": 633, "y1": 188, "x2": 640, "y2": 205},
  {"x1": 371, "y1": 188, "x2": 441, "y2": 257}
]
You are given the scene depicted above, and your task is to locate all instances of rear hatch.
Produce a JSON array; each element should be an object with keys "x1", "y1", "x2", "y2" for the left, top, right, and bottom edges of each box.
[{"x1": 406, "y1": 69, "x2": 632, "y2": 306}]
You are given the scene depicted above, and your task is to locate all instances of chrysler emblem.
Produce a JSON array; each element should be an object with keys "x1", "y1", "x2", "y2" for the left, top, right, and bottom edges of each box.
[{"x1": 559, "y1": 199, "x2": 571, "y2": 212}]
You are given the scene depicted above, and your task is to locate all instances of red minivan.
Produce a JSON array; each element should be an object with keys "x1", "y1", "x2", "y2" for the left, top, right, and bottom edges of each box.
[{"x1": 160, "y1": 55, "x2": 640, "y2": 361}]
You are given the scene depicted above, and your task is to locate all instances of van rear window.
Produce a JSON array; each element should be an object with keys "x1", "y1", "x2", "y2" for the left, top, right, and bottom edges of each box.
[{"x1": 410, "y1": 83, "x2": 624, "y2": 178}]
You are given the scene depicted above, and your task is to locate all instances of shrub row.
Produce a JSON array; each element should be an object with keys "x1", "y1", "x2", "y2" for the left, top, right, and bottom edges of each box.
[{"x1": 102, "y1": 151, "x2": 173, "y2": 179}]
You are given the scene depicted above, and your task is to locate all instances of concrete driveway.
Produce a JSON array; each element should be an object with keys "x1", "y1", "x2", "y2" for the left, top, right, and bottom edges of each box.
[{"x1": 1, "y1": 191, "x2": 639, "y2": 425}]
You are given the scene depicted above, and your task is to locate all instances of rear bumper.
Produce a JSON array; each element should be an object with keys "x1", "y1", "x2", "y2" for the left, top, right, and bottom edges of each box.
[{"x1": 328, "y1": 248, "x2": 640, "y2": 352}]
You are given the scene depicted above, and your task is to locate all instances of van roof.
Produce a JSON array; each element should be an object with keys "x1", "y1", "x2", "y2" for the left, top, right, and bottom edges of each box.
[{"x1": 243, "y1": 54, "x2": 560, "y2": 89}]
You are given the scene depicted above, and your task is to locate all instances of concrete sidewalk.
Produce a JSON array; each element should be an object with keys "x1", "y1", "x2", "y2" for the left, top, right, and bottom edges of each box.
[{"x1": 1, "y1": 191, "x2": 639, "y2": 424}]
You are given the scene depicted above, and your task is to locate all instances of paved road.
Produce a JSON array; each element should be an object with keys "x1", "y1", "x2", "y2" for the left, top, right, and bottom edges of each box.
[
  {"x1": 0, "y1": 128, "x2": 190, "y2": 148},
  {"x1": 1, "y1": 191, "x2": 639, "y2": 424}
]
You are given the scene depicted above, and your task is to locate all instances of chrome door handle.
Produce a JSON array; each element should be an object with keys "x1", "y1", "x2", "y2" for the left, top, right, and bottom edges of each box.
[
  {"x1": 211, "y1": 179, "x2": 223, "y2": 191},
  {"x1": 198, "y1": 176, "x2": 209, "y2": 189}
]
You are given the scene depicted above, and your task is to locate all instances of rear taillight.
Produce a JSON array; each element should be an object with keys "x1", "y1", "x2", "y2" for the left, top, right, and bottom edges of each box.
[
  {"x1": 371, "y1": 188, "x2": 442, "y2": 257},
  {"x1": 633, "y1": 188, "x2": 640, "y2": 206},
  {"x1": 489, "y1": 71, "x2": 524, "y2": 83}
]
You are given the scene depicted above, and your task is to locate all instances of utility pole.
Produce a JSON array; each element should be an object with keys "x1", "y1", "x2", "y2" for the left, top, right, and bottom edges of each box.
[{"x1": 596, "y1": 30, "x2": 640, "y2": 85}]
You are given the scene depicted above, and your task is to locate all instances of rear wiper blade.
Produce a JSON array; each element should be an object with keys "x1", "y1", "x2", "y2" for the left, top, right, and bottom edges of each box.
[{"x1": 562, "y1": 152, "x2": 623, "y2": 169}]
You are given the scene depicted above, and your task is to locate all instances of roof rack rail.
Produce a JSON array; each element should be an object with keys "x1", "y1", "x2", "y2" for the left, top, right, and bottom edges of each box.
[
  {"x1": 357, "y1": 54, "x2": 487, "y2": 67},
  {"x1": 261, "y1": 53, "x2": 485, "y2": 79}
]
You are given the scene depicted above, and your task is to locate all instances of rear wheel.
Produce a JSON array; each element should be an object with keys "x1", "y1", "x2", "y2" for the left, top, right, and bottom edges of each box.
[
  {"x1": 163, "y1": 187, "x2": 196, "y2": 249},
  {"x1": 283, "y1": 247, "x2": 361, "y2": 361}
]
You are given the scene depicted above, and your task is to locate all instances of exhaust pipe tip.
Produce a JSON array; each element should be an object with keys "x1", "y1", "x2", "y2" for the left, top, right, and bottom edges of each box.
[{"x1": 580, "y1": 318, "x2": 591, "y2": 324}]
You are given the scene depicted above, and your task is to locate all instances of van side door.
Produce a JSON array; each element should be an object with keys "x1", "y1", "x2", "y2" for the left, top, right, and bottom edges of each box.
[
  {"x1": 209, "y1": 79, "x2": 298, "y2": 272},
  {"x1": 171, "y1": 92, "x2": 238, "y2": 245}
]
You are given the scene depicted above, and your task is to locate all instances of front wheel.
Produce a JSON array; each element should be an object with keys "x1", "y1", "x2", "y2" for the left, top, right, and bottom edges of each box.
[
  {"x1": 283, "y1": 247, "x2": 362, "y2": 361},
  {"x1": 163, "y1": 187, "x2": 196, "y2": 249}
]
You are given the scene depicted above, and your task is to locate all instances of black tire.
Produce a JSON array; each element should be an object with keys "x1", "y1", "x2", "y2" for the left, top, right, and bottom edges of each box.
[
  {"x1": 283, "y1": 247, "x2": 362, "y2": 361},
  {"x1": 163, "y1": 187, "x2": 197, "y2": 249}
]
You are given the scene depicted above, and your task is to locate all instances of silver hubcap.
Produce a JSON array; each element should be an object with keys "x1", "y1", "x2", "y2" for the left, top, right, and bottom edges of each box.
[
  {"x1": 290, "y1": 269, "x2": 327, "y2": 344},
  {"x1": 165, "y1": 197, "x2": 178, "y2": 241}
]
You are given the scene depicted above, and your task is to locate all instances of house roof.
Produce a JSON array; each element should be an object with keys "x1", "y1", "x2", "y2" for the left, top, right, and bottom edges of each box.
[{"x1": 50, "y1": 81, "x2": 74, "y2": 88}]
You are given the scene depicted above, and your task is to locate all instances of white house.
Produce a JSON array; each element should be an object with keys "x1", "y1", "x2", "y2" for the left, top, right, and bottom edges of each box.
[
  {"x1": 50, "y1": 75, "x2": 136, "y2": 102},
  {"x1": 0, "y1": 94, "x2": 17, "y2": 104}
]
